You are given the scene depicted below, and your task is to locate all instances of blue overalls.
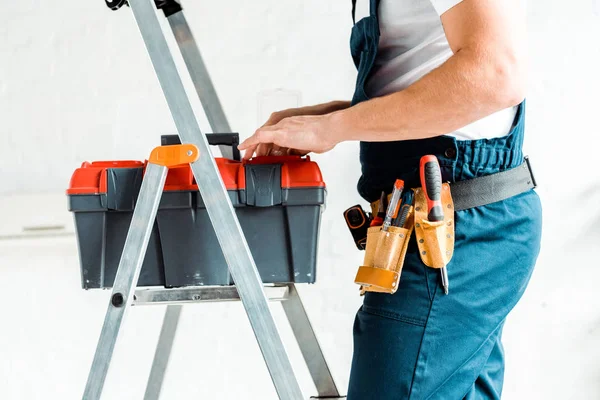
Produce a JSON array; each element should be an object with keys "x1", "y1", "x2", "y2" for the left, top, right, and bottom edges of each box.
[{"x1": 347, "y1": 1, "x2": 543, "y2": 399}]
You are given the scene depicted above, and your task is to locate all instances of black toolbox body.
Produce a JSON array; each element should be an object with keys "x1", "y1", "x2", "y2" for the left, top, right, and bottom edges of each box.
[{"x1": 67, "y1": 136, "x2": 326, "y2": 289}]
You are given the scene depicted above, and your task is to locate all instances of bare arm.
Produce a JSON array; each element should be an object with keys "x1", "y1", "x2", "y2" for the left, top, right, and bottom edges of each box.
[
  {"x1": 330, "y1": 0, "x2": 527, "y2": 142},
  {"x1": 239, "y1": 0, "x2": 527, "y2": 155},
  {"x1": 332, "y1": 0, "x2": 526, "y2": 141},
  {"x1": 241, "y1": 100, "x2": 351, "y2": 159},
  {"x1": 279, "y1": 100, "x2": 352, "y2": 118}
]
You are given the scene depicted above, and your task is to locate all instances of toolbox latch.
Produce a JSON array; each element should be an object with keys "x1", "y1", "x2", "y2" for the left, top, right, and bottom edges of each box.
[
  {"x1": 245, "y1": 164, "x2": 282, "y2": 207},
  {"x1": 104, "y1": 168, "x2": 144, "y2": 211}
]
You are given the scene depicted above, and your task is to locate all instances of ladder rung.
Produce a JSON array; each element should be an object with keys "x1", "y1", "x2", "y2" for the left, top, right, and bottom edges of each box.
[{"x1": 133, "y1": 284, "x2": 291, "y2": 306}]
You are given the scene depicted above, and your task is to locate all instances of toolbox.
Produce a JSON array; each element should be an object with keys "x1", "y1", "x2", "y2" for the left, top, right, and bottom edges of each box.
[{"x1": 67, "y1": 135, "x2": 326, "y2": 289}]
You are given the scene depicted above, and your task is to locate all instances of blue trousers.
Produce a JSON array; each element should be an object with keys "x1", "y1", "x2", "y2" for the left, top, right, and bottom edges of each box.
[{"x1": 347, "y1": 190, "x2": 542, "y2": 399}]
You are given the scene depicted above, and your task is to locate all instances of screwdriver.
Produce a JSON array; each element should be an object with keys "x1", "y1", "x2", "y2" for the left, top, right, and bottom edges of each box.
[
  {"x1": 420, "y1": 155, "x2": 449, "y2": 295},
  {"x1": 393, "y1": 200, "x2": 412, "y2": 228},
  {"x1": 370, "y1": 191, "x2": 387, "y2": 227},
  {"x1": 382, "y1": 179, "x2": 404, "y2": 231}
]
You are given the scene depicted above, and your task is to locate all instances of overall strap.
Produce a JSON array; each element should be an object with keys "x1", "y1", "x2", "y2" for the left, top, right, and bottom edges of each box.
[{"x1": 352, "y1": 0, "x2": 381, "y2": 24}]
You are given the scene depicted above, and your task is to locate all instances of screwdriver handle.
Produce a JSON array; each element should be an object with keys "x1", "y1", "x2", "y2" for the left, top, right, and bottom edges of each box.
[
  {"x1": 370, "y1": 190, "x2": 387, "y2": 227},
  {"x1": 420, "y1": 155, "x2": 444, "y2": 222},
  {"x1": 370, "y1": 216, "x2": 384, "y2": 227},
  {"x1": 393, "y1": 204, "x2": 412, "y2": 228},
  {"x1": 382, "y1": 180, "x2": 404, "y2": 231}
]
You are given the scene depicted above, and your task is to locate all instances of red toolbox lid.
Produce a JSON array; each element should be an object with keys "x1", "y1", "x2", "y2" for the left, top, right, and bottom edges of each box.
[
  {"x1": 67, "y1": 156, "x2": 325, "y2": 195},
  {"x1": 245, "y1": 156, "x2": 326, "y2": 189},
  {"x1": 163, "y1": 158, "x2": 243, "y2": 191},
  {"x1": 163, "y1": 155, "x2": 325, "y2": 191},
  {"x1": 67, "y1": 161, "x2": 145, "y2": 195}
]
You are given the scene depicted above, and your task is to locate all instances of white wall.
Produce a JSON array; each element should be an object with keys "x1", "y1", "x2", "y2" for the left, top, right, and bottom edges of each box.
[{"x1": 1, "y1": 0, "x2": 599, "y2": 399}]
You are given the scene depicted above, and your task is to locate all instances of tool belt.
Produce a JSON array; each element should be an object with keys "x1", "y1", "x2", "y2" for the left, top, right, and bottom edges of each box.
[{"x1": 352, "y1": 157, "x2": 537, "y2": 295}]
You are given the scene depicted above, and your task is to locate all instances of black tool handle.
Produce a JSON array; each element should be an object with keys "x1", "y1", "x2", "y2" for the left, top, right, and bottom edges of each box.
[
  {"x1": 105, "y1": 0, "x2": 182, "y2": 15},
  {"x1": 344, "y1": 205, "x2": 371, "y2": 250},
  {"x1": 155, "y1": 0, "x2": 182, "y2": 17},
  {"x1": 105, "y1": 0, "x2": 127, "y2": 10},
  {"x1": 420, "y1": 155, "x2": 444, "y2": 222},
  {"x1": 161, "y1": 133, "x2": 241, "y2": 161},
  {"x1": 393, "y1": 204, "x2": 411, "y2": 228}
]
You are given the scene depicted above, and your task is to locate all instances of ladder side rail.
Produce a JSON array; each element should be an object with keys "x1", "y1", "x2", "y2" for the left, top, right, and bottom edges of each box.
[
  {"x1": 83, "y1": 162, "x2": 169, "y2": 399},
  {"x1": 282, "y1": 285, "x2": 341, "y2": 398},
  {"x1": 126, "y1": 1, "x2": 303, "y2": 399},
  {"x1": 143, "y1": 305, "x2": 183, "y2": 400},
  {"x1": 166, "y1": 10, "x2": 234, "y2": 160}
]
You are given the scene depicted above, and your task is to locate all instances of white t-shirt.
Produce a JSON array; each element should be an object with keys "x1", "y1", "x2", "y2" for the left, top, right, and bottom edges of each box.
[{"x1": 358, "y1": 0, "x2": 518, "y2": 140}]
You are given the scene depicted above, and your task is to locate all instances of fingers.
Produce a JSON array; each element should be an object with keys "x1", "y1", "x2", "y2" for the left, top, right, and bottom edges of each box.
[
  {"x1": 239, "y1": 117, "x2": 305, "y2": 160},
  {"x1": 287, "y1": 148, "x2": 309, "y2": 156},
  {"x1": 269, "y1": 146, "x2": 287, "y2": 156},
  {"x1": 243, "y1": 144, "x2": 289, "y2": 161},
  {"x1": 240, "y1": 129, "x2": 264, "y2": 161},
  {"x1": 238, "y1": 136, "x2": 256, "y2": 151},
  {"x1": 242, "y1": 144, "x2": 258, "y2": 161},
  {"x1": 239, "y1": 126, "x2": 282, "y2": 161},
  {"x1": 257, "y1": 143, "x2": 272, "y2": 157},
  {"x1": 239, "y1": 127, "x2": 276, "y2": 150},
  {"x1": 241, "y1": 136, "x2": 276, "y2": 161}
]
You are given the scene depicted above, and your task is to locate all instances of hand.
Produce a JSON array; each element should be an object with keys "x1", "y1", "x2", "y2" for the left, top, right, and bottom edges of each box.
[
  {"x1": 239, "y1": 114, "x2": 340, "y2": 160},
  {"x1": 242, "y1": 109, "x2": 306, "y2": 160}
]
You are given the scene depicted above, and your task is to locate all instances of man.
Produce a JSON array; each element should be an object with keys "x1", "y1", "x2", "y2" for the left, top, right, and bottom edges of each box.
[{"x1": 238, "y1": 0, "x2": 542, "y2": 398}]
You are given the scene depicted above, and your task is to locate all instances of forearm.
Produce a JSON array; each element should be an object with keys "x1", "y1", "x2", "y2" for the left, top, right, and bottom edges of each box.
[
  {"x1": 283, "y1": 100, "x2": 351, "y2": 117},
  {"x1": 330, "y1": 47, "x2": 525, "y2": 143}
]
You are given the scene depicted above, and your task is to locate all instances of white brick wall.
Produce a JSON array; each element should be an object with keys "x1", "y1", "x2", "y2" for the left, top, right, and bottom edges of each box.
[{"x1": 1, "y1": 0, "x2": 599, "y2": 399}]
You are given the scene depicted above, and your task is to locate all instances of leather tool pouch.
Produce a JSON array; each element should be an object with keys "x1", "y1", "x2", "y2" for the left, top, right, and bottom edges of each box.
[
  {"x1": 354, "y1": 211, "x2": 414, "y2": 295},
  {"x1": 413, "y1": 183, "x2": 455, "y2": 268}
]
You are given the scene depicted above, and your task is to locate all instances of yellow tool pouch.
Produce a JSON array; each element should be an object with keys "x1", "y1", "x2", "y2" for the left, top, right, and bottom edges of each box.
[
  {"x1": 353, "y1": 183, "x2": 455, "y2": 294},
  {"x1": 354, "y1": 210, "x2": 414, "y2": 294},
  {"x1": 413, "y1": 183, "x2": 455, "y2": 268}
]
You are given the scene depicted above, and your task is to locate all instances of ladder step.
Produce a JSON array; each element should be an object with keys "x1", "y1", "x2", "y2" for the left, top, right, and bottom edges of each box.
[{"x1": 133, "y1": 284, "x2": 290, "y2": 306}]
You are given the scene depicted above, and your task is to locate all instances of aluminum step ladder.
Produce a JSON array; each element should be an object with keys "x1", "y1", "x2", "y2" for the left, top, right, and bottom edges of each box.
[{"x1": 83, "y1": 0, "x2": 344, "y2": 398}]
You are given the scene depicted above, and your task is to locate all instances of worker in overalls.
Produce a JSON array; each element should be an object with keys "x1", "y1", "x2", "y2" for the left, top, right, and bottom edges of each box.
[{"x1": 239, "y1": 0, "x2": 542, "y2": 398}]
